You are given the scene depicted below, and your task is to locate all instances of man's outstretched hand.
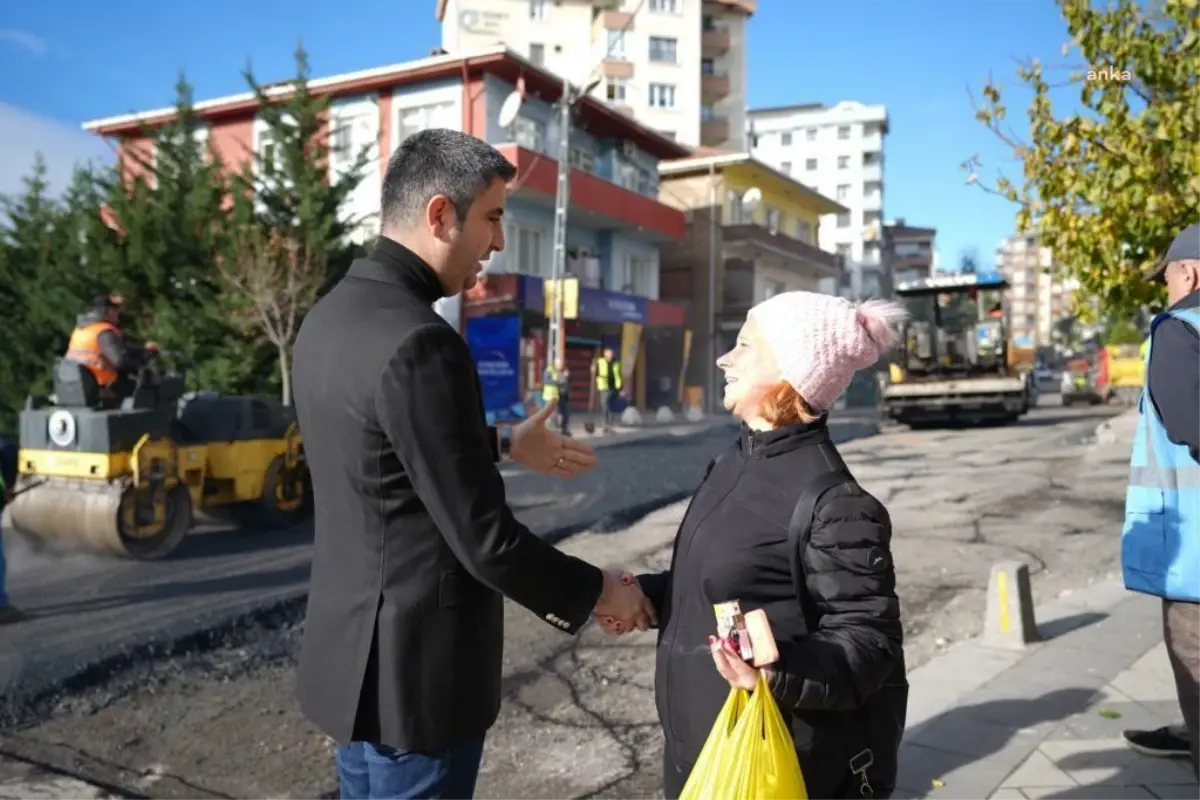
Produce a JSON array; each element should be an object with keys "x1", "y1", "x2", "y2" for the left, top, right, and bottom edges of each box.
[
  {"x1": 510, "y1": 397, "x2": 598, "y2": 478},
  {"x1": 593, "y1": 570, "x2": 657, "y2": 633}
]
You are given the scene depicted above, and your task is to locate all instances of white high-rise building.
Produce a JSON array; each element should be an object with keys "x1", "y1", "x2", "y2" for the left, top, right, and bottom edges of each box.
[
  {"x1": 995, "y1": 232, "x2": 1080, "y2": 349},
  {"x1": 747, "y1": 101, "x2": 889, "y2": 298},
  {"x1": 438, "y1": 0, "x2": 753, "y2": 150}
]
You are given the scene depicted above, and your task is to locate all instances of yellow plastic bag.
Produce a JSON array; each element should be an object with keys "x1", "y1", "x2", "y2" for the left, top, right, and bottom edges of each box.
[{"x1": 679, "y1": 672, "x2": 808, "y2": 800}]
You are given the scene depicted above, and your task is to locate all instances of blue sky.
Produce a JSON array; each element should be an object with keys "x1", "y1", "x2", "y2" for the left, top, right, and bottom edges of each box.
[{"x1": 0, "y1": 0, "x2": 1080, "y2": 268}]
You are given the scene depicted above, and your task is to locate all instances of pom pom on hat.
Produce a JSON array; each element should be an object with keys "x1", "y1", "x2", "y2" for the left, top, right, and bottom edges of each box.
[{"x1": 747, "y1": 291, "x2": 909, "y2": 412}]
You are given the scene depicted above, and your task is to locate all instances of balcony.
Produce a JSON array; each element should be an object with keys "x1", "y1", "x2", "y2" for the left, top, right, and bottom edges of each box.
[
  {"x1": 711, "y1": 0, "x2": 757, "y2": 12},
  {"x1": 700, "y1": 72, "x2": 730, "y2": 100},
  {"x1": 861, "y1": 131, "x2": 883, "y2": 152},
  {"x1": 599, "y1": 60, "x2": 633, "y2": 78},
  {"x1": 595, "y1": 9, "x2": 635, "y2": 30},
  {"x1": 700, "y1": 117, "x2": 730, "y2": 146},
  {"x1": 496, "y1": 143, "x2": 685, "y2": 241},
  {"x1": 862, "y1": 191, "x2": 882, "y2": 211},
  {"x1": 861, "y1": 162, "x2": 882, "y2": 182},
  {"x1": 701, "y1": 27, "x2": 730, "y2": 56},
  {"x1": 722, "y1": 222, "x2": 842, "y2": 278}
]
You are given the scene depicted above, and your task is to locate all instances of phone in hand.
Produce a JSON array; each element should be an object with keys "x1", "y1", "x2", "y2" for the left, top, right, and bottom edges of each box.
[{"x1": 713, "y1": 601, "x2": 779, "y2": 667}]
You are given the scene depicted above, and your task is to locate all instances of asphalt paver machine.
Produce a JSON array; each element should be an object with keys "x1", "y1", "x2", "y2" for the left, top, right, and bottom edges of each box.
[{"x1": 882, "y1": 272, "x2": 1036, "y2": 427}]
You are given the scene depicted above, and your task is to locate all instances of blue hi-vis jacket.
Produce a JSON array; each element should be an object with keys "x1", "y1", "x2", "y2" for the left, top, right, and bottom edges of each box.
[{"x1": 1121, "y1": 307, "x2": 1200, "y2": 603}]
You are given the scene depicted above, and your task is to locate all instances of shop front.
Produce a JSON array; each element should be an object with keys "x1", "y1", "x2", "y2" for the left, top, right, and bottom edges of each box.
[{"x1": 463, "y1": 274, "x2": 690, "y2": 418}]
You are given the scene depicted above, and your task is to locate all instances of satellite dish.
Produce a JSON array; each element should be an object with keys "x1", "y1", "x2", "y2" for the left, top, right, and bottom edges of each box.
[
  {"x1": 741, "y1": 187, "x2": 762, "y2": 210},
  {"x1": 498, "y1": 91, "x2": 523, "y2": 129}
]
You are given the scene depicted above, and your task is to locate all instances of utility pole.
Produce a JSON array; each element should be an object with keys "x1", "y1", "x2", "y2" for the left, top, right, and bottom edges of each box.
[
  {"x1": 706, "y1": 161, "x2": 717, "y2": 415},
  {"x1": 547, "y1": 74, "x2": 573, "y2": 372}
]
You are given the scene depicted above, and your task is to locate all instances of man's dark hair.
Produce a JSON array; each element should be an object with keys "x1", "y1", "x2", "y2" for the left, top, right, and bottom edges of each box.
[{"x1": 381, "y1": 129, "x2": 516, "y2": 230}]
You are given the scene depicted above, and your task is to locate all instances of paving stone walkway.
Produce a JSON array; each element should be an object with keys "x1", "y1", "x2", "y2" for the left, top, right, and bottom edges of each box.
[{"x1": 899, "y1": 578, "x2": 1197, "y2": 799}]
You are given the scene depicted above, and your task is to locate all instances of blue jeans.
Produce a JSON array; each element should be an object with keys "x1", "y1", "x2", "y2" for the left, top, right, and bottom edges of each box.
[{"x1": 336, "y1": 738, "x2": 486, "y2": 799}]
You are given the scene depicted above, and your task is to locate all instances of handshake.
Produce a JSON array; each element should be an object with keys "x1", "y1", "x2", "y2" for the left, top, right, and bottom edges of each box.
[{"x1": 592, "y1": 569, "x2": 657, "y2": 635}]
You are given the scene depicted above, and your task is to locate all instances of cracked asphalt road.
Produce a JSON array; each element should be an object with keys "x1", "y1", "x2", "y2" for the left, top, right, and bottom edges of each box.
[{"x1": 0, "y1": 404, "x2": 1128, "y2": 799}]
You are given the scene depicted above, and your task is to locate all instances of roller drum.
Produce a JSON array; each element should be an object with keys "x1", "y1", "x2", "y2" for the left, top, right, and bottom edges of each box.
[
  {"x1": 8, "y1": 477, "x2": 125, "y2": 554},
  {"x1": 7, "y1": 477, "x2": 192, "y2": 560}
]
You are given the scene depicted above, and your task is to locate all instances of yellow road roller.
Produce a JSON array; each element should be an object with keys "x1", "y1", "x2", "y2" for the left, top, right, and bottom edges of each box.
[{"x1": 6, "y1": 358, "x2": 312, "y2": 560}]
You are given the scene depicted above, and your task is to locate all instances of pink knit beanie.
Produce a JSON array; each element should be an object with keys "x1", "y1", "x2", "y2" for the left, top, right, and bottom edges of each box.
[{"x1": 747, "y1": 292, "x2": 909, "y2": 412}]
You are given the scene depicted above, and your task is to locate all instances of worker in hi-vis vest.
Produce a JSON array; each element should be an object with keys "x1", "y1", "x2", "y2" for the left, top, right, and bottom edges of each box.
[
  {"x1": 591, "y1": 346, "x2": 622, "y2": 433},
  {"x1": 541, "y1": 358, "x2": 571, "y2": 436}
]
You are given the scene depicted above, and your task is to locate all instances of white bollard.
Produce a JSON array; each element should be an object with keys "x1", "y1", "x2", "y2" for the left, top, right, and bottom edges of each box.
[{"x1": 656, "y1": 406, "x2": 675, "y2": 423}]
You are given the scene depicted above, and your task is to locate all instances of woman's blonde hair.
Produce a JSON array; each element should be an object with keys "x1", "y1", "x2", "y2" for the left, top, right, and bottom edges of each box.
[{"x1": 757, "y1": 380, "x2": 819, "y2": 427}]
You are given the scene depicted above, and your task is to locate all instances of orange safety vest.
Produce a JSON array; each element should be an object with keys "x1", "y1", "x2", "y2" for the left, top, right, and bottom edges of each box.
[{"x1": 65, "y1": 320, "x2": 121, "y2": 387}]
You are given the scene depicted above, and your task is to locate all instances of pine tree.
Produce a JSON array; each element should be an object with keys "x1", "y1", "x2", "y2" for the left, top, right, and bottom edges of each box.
[
  {"x1": 105, "y1": 75, "x2": 266, "y2": 395},
  {"x1": 223, "y1": 45, "x2": 371, "y2": 404},
  {"x1": 0, "y1": 157, "x2": 81, "y2": 423}
]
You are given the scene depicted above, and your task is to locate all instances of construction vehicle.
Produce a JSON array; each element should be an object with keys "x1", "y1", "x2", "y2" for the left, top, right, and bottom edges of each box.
[
  {"x1": 1060, "y1": 357, "x2": 1103, "y2": 406},
  {"x1": 882, "y1": 272, "x2": 1036, "y2": 427},
  {"x1": 1094, "y1": 343, "x2": 1145, "y2": 406},
  {"x1": 5, "y1": 357, "x2": 312, "y2": 560}
]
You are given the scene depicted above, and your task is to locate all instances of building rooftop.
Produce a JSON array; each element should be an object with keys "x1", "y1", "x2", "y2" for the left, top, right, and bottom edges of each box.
[
  {"x1": 81, "y1": 46, "x2": 691, "y2": 161},
  {"x1": 658, "y1": 151, "x2": 847, "y2": 215}
]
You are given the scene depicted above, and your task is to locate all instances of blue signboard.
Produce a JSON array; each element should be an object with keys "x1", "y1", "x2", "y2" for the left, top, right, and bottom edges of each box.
[
  {"x1": 520, "y1": 274, "x2": 544, "y2": 313},
  {"x1": 896, "y1": 270, "x2": 1007, "y2": 293},
  {"x1": 465, "y1": 314, "x2": 522, "y2": 420},
  {"x1": 578, "y1": 286, "x2": 648, "y2": 324}
]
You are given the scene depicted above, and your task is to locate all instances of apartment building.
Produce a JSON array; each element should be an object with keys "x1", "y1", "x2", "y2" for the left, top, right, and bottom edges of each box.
[
  {"x1": 884, "y1": 219, "x2": 936, "y2": 288},
  {"x1": 657, "y1": 151, "x2": 844, "y2": 407},
  {"x1": 995, "y1": 232, "x2": 1078, "y2": 348},
  {"x1": 746, "y1": 101, "x2": 889, "y2": 299},
  {"x1": 437, "y1": 0, "x2": 753, "y2": 150},
  {"x1": 83, "y1": 46, "x2": 694, "y2": 417}
]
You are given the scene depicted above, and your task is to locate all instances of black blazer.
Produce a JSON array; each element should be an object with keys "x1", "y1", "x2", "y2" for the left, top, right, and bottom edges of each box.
[{"x1": 292, "y1": 238, "x2": 604, "y2": 751}]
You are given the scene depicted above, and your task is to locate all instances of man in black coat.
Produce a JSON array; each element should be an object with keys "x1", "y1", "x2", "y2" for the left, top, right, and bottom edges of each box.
[{"x1": 292, "y1": 128, "x2": 652, "y2": 800}]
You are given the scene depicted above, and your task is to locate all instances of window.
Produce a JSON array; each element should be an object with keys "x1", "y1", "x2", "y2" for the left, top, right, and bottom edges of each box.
[
  {"x1": 649, "y1": 0, "x2": 678, "y2": 10},
  {"x1": 764, "y1": 279, "x2": 786, "y2": 299},
  {"x1": 765, "y1": 207, "x2": 781, "y2": 233},
  {"x1": 700, "y1": 103, "x2": 716, "y2": 120},
  {"x1": 781, "y1": 131, "x2": 792, "y2": 146},
  {"x1": 606, "y1": 29, "x2": 627, "y2": 58},
  {"x1": 514, "y1": 227, "x2": 546, "y2": 276},
  {"x1": 702, "y1": 13, "x2": 715, "y2": 30},
  {"x1": 395, "y1": 101, "x2": 456, "y2": 148},
  {"x1": 780, "y1": 161, "x2": 792, "y2": 174},
  {"x1": 701, "y1": 58, "x2": 715, "y2": 75},
  {"x1": 649, "y1": 36, "x2": 677, "y2": 63},
  {"x1": 509, "y1": 116, "x2": 544, "y2": 150},
  {"x1": 837, "y1": 212, "x2": 851, "y2": 228},
  {"x1": 606, "y1": 77, "x2": 627, "y2": 102},
  {"x1": 837, "y1": 155, "x2": 849, "y2": 169},
  {"x1": 795, "y1": 220, "x2": 812, "y2": 243},
  {"x1": 836, "y1": 244, "x2": 852, "y2": 260},
  {"x1": 837, "y1": 125, "x2": 850, "y2": 139},
  {"x1": 569, "y1": 145, "x2": 596, "y2": 172},
  {"x1": 622, "y1": 254, "x2": 657, "y2": 299},
  {"x1": 805, "y1": 158, "x2": 817, "y2": 171},
  {"x1": 806, "y1": 128, "x2": 817, "y2": 141},
  {"x1": 529, "y1": 0, "x2": 545, "y2": 19},
  {"x1": 331, "y1": 121, "x2": 353, "y2": 160},
  {"x1": 529, "y1": 43, "x2": 545, "y2": 65},
  {"x1": 649, "y1": 83, "x2": 676, "y2": 108},
  {"x1": 836, "y1": 184, "x2": 850, "y2": 200}
]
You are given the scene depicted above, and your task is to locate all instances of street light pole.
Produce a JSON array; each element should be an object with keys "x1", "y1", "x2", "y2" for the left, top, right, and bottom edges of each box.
[
  {"x1": 706, "y1": 161, "x2": 717, "y2": 416},
  {"x1": 548, "y1": 74, "x2": 573, "y2": 372}
]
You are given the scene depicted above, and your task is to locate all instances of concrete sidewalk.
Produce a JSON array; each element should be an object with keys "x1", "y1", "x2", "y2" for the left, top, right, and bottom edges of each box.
[{"x1": 898, "y1": 577, "x2": 1197, "y2": 799}]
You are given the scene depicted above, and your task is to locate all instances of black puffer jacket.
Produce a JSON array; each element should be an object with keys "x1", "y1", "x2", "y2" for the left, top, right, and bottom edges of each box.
[{"x1": 638, "y1": 417, "x2": 907, "y2": 799}]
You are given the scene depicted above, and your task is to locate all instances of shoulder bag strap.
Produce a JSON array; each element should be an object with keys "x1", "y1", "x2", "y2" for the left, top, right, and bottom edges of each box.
[{"x1": 785, "y1": 468, "x2": 880, "y2": 799}]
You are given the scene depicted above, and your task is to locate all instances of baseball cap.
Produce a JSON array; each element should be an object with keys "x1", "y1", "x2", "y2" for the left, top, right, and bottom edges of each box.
[{"x1": 1146, "y1": 222, "x2": 1200, "y2": 282}]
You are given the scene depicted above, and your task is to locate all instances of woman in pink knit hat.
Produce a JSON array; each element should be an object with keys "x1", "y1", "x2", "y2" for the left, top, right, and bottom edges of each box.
[{"x1": 609, "y1": 291, "x2": 911, "y2": 799}]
